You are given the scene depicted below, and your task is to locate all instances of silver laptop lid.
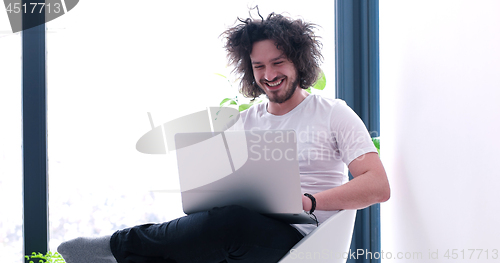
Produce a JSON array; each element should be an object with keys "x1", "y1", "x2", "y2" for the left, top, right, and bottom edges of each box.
[{"x1": 175, "y1": 130, "x2": 303, "y2": 215}]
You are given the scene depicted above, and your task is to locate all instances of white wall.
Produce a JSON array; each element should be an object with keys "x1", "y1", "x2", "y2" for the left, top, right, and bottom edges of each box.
[{"x1": 380, "y1": 0, "x2": 500, "y2": 262}]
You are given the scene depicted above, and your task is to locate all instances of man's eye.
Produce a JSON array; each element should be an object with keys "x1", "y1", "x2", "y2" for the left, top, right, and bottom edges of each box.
[
  {"x1": 274, "y1": 61, "x2": 283, "y2": 65},
  {"x1": 254, "y1": 66, "x2": 264, "y2": 69}
]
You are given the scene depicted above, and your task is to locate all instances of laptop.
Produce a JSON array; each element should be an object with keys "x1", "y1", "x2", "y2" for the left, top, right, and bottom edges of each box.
[{"x1": 174, "y1": 130, "x2": 316, "y2": 224}]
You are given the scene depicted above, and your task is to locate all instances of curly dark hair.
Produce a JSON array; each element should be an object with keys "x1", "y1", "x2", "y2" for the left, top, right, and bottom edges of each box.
[{"x1": 222, "y1": 12, "x2": 323, "y2": 99}]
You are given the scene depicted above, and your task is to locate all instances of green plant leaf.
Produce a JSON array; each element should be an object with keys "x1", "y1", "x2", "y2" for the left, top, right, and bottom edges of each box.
[
  {"x1": 26, "y1": 251, "x2": 66, "y2": 263},
  {"x1": 312, "y1": 70, "x2": 326, "y2": 90},
  {"x1": 214, "y1": 73, "x2": 227, "y2": 79},
  {"x1": 372, "y1": 137, "x2": 380, "y2": 155},
  {"x1": 238, "y1": 103, "x2": 252, "y2": 112},
  {"x1": 220, "y1": 98, "x2": 237, "y2": 106},
  {"x1": 305, "y1": 87, "x2": 312, "y2": 93}
]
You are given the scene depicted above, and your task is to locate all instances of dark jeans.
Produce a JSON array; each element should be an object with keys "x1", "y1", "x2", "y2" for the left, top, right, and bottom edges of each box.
[{"x1": 110, "y1": 205, "x2": 304, "y2": 263}]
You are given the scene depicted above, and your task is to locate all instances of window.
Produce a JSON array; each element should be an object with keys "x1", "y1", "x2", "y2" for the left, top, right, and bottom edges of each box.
[
  {"x1": 0, "y1": 30, "x2": 23, "y2": 262},
  {"x1": 16, "y1": 0, "x2": 336, "y2": 252}
]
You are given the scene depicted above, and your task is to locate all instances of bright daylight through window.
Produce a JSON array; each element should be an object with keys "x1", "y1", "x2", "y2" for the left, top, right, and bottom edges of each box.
[
  {"x1": 0, "y1": 17, "x2": 22, "y2": 263},
  {"x1": 1, "y1": 1, "x2": 336, "y2": 259}
]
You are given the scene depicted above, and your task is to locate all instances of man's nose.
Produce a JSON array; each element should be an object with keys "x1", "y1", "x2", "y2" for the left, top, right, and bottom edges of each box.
[{"x1": 264, "y1": 67, "x2": 278, "y2": 82}]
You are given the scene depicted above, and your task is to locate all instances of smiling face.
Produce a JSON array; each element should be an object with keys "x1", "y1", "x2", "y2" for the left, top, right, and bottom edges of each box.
[{"x1": 250, "y1": 40, "x2": 300, "y2": 104}]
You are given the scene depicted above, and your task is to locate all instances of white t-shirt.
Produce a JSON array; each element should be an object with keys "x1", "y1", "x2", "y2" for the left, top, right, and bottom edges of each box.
[{"x1": 231, "y1": 94, "x2": 377, "y2": 235}]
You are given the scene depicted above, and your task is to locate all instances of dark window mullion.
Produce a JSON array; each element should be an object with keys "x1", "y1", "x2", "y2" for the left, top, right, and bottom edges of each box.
[
  {"x1": 22, "y1": 0, "x2": 48, "y2": 259},
  {"x1": 335, "y1": 0, "x2": 381, "y2": 262}
]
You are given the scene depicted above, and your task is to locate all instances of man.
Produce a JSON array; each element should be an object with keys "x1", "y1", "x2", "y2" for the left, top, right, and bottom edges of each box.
[{"x1": 58, "y1": 12, "x2": 390, "y2": 263}]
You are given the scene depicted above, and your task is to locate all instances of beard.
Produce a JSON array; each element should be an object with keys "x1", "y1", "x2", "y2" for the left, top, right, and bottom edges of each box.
[{"x1": 265, "y1": 77, "x2": 300, "y2": 104}]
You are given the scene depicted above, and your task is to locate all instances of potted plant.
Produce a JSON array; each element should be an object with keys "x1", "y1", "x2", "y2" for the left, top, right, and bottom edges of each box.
[{"x1": 25, "y1": 251, "x2": 66, "y2": 263}]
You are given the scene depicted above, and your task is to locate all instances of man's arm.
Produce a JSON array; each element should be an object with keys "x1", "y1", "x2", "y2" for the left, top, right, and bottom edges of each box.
[{"x1": 302, "y1": 152, "x2": 390, "y2": 211}]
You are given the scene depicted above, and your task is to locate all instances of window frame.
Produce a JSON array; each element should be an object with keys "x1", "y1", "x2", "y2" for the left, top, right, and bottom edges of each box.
[{"x1": 22, "y1": 1, "x2": 48, "y2": 258}]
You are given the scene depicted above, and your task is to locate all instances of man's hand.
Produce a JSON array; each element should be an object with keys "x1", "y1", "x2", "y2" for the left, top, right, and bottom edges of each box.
[{"x1": 302, "y1": 194, "x2": 313, "y2": 212}]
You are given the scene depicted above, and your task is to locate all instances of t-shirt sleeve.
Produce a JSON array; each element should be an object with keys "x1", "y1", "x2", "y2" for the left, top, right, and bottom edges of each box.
[{"x1": 330, "y1": 100, "x2": 378, "y2": 166}]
